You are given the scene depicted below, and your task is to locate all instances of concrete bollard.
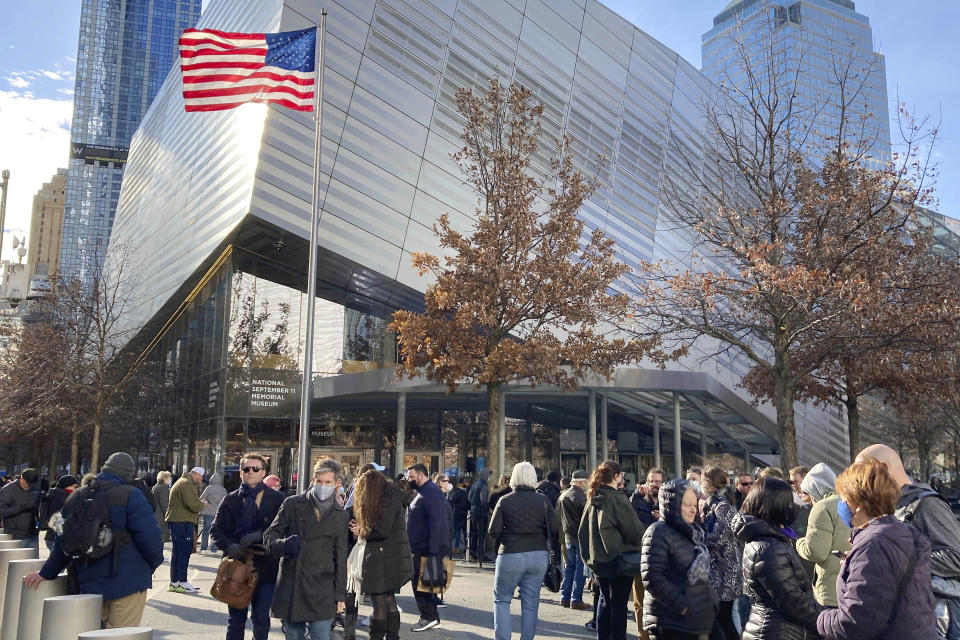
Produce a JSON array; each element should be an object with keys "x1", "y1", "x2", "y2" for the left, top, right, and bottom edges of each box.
[
  {"x1": 0, "y1": 549, "x2": 37, "y2": 629},
  {"x1": 1, "y1": 559, "x2": 44, "y2": 640},
  {"x1": 39, "y1": 594, "x2": 102, "y2": 640},
  {"x1": 15, "y1": 574, "x2": 67, "y2": 640},
  {"x1": 78, "y1": 629, "x2": 153, "y2": 639}
]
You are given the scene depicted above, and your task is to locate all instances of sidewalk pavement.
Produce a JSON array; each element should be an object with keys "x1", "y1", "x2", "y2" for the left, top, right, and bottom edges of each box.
[{"x1": 137, "y1": 545, "x2": 604, "y2": 639}]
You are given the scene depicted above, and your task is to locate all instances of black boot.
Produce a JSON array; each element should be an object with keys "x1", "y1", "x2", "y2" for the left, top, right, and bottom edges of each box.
[
  {"x1": 368, "y1": 618, "x2": 386, "y2": 640},
  {"x1": 385, "y1": 612, "x2": 401, "y2": 640}
]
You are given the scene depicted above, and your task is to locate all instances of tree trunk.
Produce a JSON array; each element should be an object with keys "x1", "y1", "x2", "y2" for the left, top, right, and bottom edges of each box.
[
  {"x1": 48, "y1": 430, "x2": 59, "y2": 483},
  {"x1": 91, "y1": 399, "x2": 103, "y2": 471},
  {"x1": 70, "y1": 422, "x2": 79, "y2": 475},
  {"x1": 486, "y1": 383, "x2": 502, "y2": 479},
  {"x1": 845, "y1": 391, "x2": 860, "y2": 463},
  {"x1": 772, "y1": 365, "x2": 799, "y2": 470}
]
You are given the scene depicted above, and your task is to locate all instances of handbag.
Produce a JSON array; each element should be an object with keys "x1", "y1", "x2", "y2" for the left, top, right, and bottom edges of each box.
[
  {"x1": 418, "y1": 556, "x2": 457, "y2": 594},
  {"x1": 210, "y1": 555, "x2": 258, "y2": 609},
  {"x1": 418, "y1": 554, "x2": 447, "y2": 589},
  {"x1": 541, "y1": 496, "x2": 563, "y2": 593}
]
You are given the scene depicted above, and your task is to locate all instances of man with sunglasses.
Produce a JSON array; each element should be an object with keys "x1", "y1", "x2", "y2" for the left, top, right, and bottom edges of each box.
[
  {"x1": 734, "y1": 473, "x2": 754, "y2": 511},
  {"x1": 211, "y1": 454, "x2": 285, "y2": 640}
]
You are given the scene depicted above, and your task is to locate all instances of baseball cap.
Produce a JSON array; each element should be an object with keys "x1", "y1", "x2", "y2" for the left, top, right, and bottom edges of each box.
[
  {"x1": 371, "y1": 462, "x2": 385, "y2": 471},
  {"x1": 190, "y1": 466, "x2": 206, "y2": 476},
  {"x1": 571, "y1": 469, "x2": 588, "y2": 480},
  {"x1": 21, "y1": 468, "x2": 40, "y2": 485}
]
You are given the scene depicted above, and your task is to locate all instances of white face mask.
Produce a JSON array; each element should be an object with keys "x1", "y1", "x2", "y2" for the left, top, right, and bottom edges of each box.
[
  {"x1": 444, "y1": 482, "x2": 452, "y2": 492},
  {"x1": 312, "y1": 484, "x2": 336, "y2": 501}
]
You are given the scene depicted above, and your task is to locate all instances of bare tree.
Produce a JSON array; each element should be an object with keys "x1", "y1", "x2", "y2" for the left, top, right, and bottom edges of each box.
[{"x1": 626, "y1": 8, "x2": 939, "y2": 469}]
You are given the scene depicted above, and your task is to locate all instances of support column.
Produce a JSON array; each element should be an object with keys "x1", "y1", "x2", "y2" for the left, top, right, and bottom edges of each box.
[
  {"x1": 600, "y1": 395, "x2": 609, "y2": 464},
  {"x1": 744, "y1": 449, "x2": 751, "y2": 474},
  {"x1": 396, "y1": 393, "x2": 406, "y2": 477},
  {"x1": 588, "y1": 390, "x2": 597, "y2": 472},
  {"x1": 653, "y1": 416, "x2": 661, "y2": 470},
  {"x1": 700, "y1": 432, "x2": 707, "y2": 464},
  {"x1": 497, "y1": 390, "x2": 506, "y2": 476},
  {"x1": 673, "y1": 391, "x2": 682, "y2": 480}
]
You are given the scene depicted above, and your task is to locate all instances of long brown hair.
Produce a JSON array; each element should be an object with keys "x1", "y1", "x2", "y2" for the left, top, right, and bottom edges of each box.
[
  {"x1": 354, "y1": 470, "x2": 389, "y2": 538},
  {"x1": 588, "y1": 460, "x2": 622, "y2": 498}
]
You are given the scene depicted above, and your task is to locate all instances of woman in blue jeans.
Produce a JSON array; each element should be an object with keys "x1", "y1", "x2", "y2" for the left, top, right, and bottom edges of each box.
[{"x1": 488, "y1": 461, "x2": 559, "y2": 640}]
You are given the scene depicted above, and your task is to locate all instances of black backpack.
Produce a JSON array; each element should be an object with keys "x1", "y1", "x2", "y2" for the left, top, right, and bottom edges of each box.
[
  {"x1": 59, "y1": 479, "x2": 135, "y2": 570},
  {"x1": 37, "y1": 491, "x2": 52, "y2": 531}
]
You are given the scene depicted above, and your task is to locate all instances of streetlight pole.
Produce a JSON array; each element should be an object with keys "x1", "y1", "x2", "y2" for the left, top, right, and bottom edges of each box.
[{"x1": 0, "y1": 170, "x2": 9, "y2": 266}]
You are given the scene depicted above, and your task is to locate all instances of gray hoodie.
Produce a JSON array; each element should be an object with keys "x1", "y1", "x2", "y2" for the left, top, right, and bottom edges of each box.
[
  {"x1": 199, "y1": 473, "x2": 227, "y2": 516},
  {"x1": 800, "y1": 463, "x2": 837, "y2": 503}
]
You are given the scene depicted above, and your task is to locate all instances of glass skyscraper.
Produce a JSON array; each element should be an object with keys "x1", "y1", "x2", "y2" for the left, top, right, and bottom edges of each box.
[
  {"x1": 59, "y1": 0, "x2": 201, "y2": 282},
  {"x1": 702, "y1": 0, "x2": 890, "y2": 162}
]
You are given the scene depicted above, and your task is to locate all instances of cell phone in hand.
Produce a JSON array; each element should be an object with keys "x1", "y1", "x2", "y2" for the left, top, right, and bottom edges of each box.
[{"x1": 830, "y1": 549, "x2": 846, "y2": 559}]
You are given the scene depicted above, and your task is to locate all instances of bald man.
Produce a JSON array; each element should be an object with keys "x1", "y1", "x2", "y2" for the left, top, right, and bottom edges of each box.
[{"x1": 857, "y1": 444, "x2": 960, "y2": 639}]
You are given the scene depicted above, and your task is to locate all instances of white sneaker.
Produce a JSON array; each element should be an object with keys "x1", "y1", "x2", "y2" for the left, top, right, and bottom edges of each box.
[{"x1": 180, "y1": 581, "x2": 200, "y2": 592}]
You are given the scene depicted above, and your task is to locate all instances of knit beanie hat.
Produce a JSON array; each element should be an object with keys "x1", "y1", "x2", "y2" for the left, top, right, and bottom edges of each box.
[{"x1": 102, "y1": 452, "x2": 136, "y2": 481}]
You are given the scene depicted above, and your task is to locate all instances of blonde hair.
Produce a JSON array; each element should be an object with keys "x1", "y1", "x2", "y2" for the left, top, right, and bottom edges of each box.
[
  {"x1": 835, "y1": 459, "x2": 899, "y2": 518},
  {"x1": 156, "y1": 470, "x2": 171, "y2": 484}
]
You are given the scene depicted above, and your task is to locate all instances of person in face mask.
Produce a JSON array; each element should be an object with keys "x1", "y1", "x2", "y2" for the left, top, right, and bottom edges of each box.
[
  {"x1": 265, "y1": 457, "x2": 348, "y2": 640},
  {"x1": 817, "y1": 459, "x2": 937, "y2": 640}
]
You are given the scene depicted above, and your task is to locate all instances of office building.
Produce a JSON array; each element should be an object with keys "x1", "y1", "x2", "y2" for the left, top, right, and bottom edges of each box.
[
  {"x1": 27, "y1": 169, "x2": 67, "y2": 280},
  {"x1": 702, "y1": 0, "x2": 891, "y2": 162},
  {"x1": 59, "y1": 0, "x2": 202, "y2": 283}
]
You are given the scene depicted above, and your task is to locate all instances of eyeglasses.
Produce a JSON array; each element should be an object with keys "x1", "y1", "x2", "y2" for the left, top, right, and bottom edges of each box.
[
  {"x1": 241, "y1": 466, "x2": 262, "y2": 473},
  {"x1": 739, "y1": 481, "x2": 753, "y2": 486}
]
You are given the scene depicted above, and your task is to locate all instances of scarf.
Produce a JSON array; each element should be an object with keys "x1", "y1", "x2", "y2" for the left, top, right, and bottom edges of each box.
[{"x1": 237, "y1": 482, "x2": 264, "y2": 536}]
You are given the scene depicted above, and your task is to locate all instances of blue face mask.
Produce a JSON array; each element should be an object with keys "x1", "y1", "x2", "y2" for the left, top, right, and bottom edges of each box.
[{"x1": 837, "y1": 499, "x2": 854, "y2": 529}]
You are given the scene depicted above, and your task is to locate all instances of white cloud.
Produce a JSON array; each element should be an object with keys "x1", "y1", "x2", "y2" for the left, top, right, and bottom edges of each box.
[
  {"x1": 57, "y1": 88, "x2": 74, "y2": 96},
  {"x1": 38, "y1": 70, "x2": 64, "y2": 81},
  {"x1": 6, "y1": 76, "x2": 29, "y2": 89},
  {"x1": 0, "y1": 90, "x2": 73, "y2": 258}
]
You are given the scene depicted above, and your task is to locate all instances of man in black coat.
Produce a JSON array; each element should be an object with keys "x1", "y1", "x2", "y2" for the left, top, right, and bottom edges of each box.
[
  {"x1": 211, "y1": 453, "x2": 285, "y2": 640},
  {"x1": 557, "y1": 469, "x2": 590, "y2": 609},
  {"x1": 468, "y1": 468, "x2": 492, "y2": 560},
  {"x1": 447, "y1": 476, "x2": 469, "y2": 554},
  {"x1": 0, "y1": 468, "x2": 41, "y2": 548},
  {"x1": 406, "y1": 464, "x2": 450, "y2": 632},
  {"x1": 536, "y1": 470, "x2": 562, "y2": 508},
  {"x1": 631, "y1": 468, "x2": 664, "y2": 528}
]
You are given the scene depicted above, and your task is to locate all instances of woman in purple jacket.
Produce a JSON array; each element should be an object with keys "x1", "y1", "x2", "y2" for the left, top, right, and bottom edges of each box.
[{"x1": 817, "y1": 459, "x2": 937, "y2": 640}]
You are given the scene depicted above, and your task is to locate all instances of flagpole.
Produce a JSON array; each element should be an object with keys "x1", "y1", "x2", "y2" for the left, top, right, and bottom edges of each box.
[{"x1": 297, "y1": 9, "x2": 326, "y2": 494}]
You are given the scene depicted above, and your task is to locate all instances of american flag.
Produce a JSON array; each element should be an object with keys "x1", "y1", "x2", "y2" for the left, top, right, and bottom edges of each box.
[{"x1": 179, "y1": 27, "x2": 316, "y2": 112}]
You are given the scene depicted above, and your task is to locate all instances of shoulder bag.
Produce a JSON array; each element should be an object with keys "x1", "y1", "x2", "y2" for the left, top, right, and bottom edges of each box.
[{"x1": 542, "y1": 496, "x2": 563, "y2": 592}]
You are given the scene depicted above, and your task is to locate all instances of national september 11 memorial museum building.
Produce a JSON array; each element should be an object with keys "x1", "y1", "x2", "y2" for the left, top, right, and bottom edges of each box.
[{"x1": 108, "y1": 0, "x2": 851, "y2": 483}]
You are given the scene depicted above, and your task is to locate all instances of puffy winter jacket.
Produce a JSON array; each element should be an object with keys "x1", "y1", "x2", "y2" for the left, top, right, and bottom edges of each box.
[
  {"x1": 735, "y1": 514, "x2": 820, "y2": 640},
  {"x1": 817, "y1": 514, "x2": 937, "y2": 640},
  {"x1": 640, "y1": 480, "x2": 716, "y2": 636},
  {"x1": 489, "y1": 486, "x2": 557, "y2": 554},
  {"x1": 579, "y1": 484, "x2": 644, "y2": 576},
  {"x1": 796, "y1": 492, "x2": 850, "y2": 606},
  {"x1": 406, "y1": 479, "x2": 450, "y2": 556}
]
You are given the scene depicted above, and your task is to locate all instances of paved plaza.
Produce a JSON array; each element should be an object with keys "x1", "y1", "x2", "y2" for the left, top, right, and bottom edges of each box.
[{"x1": 135, "y1": 546, "x2": 601, "y2": 639}]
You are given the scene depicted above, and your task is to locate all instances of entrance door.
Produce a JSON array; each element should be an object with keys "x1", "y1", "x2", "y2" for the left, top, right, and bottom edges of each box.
[{"x1": 403, "y1": 450, "x2": 443, "y2": 475}]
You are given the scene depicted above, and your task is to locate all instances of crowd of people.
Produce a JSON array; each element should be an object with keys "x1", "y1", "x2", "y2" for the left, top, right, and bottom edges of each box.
[{"x1": 0, "y1": 442, "x2": 958, "y2": 639}]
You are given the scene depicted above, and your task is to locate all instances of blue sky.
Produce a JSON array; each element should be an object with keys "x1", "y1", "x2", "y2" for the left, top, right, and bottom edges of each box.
[{"x1": 1, "y1": 1, "x2": 957, "y2": 257}]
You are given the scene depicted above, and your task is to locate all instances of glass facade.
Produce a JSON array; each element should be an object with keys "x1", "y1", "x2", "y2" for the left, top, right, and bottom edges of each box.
[
  {"x1": 702, "y1": 0, "x2": 891, "y2": 163},
  {"x1": 60, "y1": 0, "x2": 201, "y2": 283},
  {"x1": 110, "y1": 0, "x2": 850, "y2": 474}
]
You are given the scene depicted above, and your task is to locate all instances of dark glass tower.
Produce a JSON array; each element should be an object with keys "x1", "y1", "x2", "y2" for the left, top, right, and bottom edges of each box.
[{"x1": 60, "y1": 0, "x2": 201, "y2": 282}]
